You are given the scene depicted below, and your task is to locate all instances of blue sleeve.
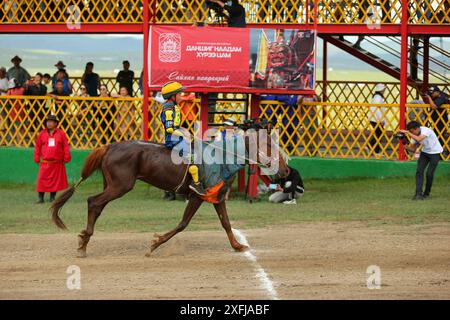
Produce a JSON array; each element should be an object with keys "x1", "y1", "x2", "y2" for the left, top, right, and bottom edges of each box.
[{"x1": 434, "y1": 95, "x2": 447, "y2": 107}]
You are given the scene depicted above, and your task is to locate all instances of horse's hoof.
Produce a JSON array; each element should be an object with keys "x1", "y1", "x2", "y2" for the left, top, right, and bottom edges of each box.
[
  {"x1": 76, "y1": 250, "x2": 87, "y2": 258},
  {"x1": 150, "y1": 242, "x2": 159, "y2": 252},
  {"x1": 144, "y1": 251, "x2": 152, "y2": 257},
  {"x1": 235, "y1": 245, "x2": 249, "y2": 252}
]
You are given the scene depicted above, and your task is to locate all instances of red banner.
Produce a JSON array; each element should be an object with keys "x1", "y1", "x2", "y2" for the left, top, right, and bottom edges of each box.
[
  {"x1": 149, "y1": 25, "x2": 250, "y2": 89},
  {"x1": 149, "y1": 26, "x2": 316, "y2": 93}
]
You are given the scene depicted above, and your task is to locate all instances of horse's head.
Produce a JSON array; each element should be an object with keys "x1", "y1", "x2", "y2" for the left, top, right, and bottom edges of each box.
[{"x1": 242, "y1": 120, "x2": 289, "y2": 179}]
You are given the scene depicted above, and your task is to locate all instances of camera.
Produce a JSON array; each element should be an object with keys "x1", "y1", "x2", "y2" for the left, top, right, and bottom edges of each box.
[
  {"x1": 206, "y1": 0, "x2": 226, "y2": 17},
  {"x1": 395, "y1": 132, "x2": 409, "y2": 144},
  {"x1": 237, "y1": 118, "x2": 277, "y2": 131}
]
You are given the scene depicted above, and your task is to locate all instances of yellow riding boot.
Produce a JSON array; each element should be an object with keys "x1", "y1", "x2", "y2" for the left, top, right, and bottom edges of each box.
[{"x1": 188, "y1": 165, "x2": 206, "y2": 196}]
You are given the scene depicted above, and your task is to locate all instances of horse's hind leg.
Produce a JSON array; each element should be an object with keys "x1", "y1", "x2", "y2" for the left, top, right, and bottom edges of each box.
[
  {"x1": 147, "y1": 195, "x2": 203, "y2": 255},
  {"x1": 77, "y1": 186, "x2": 131, "y2": 258},
  {"x1": 214, "y1": 201, "x2": 248, "y2": 252}
]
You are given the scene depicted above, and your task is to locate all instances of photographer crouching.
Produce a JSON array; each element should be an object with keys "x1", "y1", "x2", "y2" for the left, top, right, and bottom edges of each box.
[
  {"x1": 268, "y1": 166, "x2": 305, "y2": 205},
  {"x1": 207, "y1": 0, "x2": 246, "y2": 27},
  {"x1": 398, "y1": 121, "x2": 443, "y2": 200}
]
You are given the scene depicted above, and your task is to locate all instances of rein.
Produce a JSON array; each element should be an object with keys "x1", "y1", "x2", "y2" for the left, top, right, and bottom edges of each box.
[{"x1": 174, "y1": 164, "x2": 190, "y2": 193}]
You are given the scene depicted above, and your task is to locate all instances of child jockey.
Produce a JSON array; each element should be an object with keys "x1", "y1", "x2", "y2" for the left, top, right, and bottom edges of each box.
[{"x1": 160, "y1": 81, "x2": 206, "y2": 196}]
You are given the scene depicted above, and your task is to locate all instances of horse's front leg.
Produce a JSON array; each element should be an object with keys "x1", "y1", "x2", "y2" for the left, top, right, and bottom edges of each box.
[
  {"x1": 214, "y1": 201, "x2": 249, "y2": 252},
  {"x1": 146, "y1": 194, "x2": 203, "y2": 256}
]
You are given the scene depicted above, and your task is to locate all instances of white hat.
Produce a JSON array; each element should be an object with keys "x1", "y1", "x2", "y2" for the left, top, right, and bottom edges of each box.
[
  {"x1": 375, "y1": 83, "x2": 386, "y2": 92},
  {"x1": 7, "y1": 78, "x2": 17, "y2": 89},
  {"x1": 223, "y1": 118, "x2": 236, "y2": 126},
  {"x1": 153, "y1": 92, "x2": 166, "y2": 104}
]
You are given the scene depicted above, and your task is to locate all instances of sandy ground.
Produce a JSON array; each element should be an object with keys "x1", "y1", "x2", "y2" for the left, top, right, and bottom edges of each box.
[{"x1": 1, "y1": 222, "x2": 449, "y2": 300}]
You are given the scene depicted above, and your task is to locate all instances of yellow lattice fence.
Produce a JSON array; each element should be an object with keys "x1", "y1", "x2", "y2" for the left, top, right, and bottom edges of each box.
[
  {"x1": 71, "y1": 77, "x2": 142, "y2": 97},
  {"x1": 315, "y1": 81, "x2": 427, "y2": 104},
  {"x1": 260, "y1": 100, "x2": 449, "y2": 160},
  {"x1": 408, "y1": 0, "x2": 450, "y2": 24},
  {"x1": 1, "y1": 0, "x2": 143, "y2": 24},
  {"x1": 3, "y1": 0, "x2": 447, "y2": 25},
  {"x1": 0, "y1": 95, "x2": 200, "y2": 149},
  {"x1": 1, "y1": 96, "x2": 448, "y2": 161},
  {"x1": 0, "y1": 95, "x2": 144, "y2": 149}
]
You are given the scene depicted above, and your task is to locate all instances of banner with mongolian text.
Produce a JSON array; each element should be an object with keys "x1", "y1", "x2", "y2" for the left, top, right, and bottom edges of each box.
[{"x1": 149, "y1": 25, "x2": 316, "y2": 93}]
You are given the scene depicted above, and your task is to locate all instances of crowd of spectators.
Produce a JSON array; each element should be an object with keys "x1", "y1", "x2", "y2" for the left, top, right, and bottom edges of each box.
[{"x1": 0, "y1": 55, "x2": 142, "y2": 143}]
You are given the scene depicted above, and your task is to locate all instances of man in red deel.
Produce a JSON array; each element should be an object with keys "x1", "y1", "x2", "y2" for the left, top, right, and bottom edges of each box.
[{"x1": 34, "y1": 115, "x2": 71, "y2": 203}]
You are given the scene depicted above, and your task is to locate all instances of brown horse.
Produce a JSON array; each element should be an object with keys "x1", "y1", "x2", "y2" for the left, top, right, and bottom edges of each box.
[{"x1": 51, "y1": 136, "x2": 288, "y2": 258}]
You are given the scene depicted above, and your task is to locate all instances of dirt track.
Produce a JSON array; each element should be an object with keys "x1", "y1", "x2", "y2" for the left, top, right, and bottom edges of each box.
[{"x1": 1, "y1": 222, "x2": 450, "y2": 300}]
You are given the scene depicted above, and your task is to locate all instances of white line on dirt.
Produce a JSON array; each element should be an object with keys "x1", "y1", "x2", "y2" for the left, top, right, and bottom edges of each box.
[{"x1": 232, "y1": 228, "x2": 279, "y2": 300}]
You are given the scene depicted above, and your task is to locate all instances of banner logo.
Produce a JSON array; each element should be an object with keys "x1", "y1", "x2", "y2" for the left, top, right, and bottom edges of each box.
[{"x1": 159, "y1": 33, "x2": 182, "y2": 63}]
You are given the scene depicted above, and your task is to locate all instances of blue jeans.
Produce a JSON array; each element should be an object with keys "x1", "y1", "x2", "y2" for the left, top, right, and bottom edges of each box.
[{"x1": 165, "y1": 134, "x2": 190, "y2": 159}]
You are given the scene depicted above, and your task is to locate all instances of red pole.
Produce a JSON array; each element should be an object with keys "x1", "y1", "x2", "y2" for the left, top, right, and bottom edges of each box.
[
  {"x1": 322, "y1": 38, "x2": 328, "y2": 102},
  {"x1": 306, "y1": 0, "x2": 309, "y2": 26},
  {"x1": 200, "y1": 93, "x2": 209, "y2": 138},
  {"x1": 250, "y1": 94, "x2": 260, "y2": 118},
  {"x1": 142, "y1": 0, "x2": 150, "y2": 141},
  {"x1": 398, "y1": 0, "x2": 408, "y2": 161},
  {"x1": 313, "y1": 0, "x2": 318, "y2": 28}
]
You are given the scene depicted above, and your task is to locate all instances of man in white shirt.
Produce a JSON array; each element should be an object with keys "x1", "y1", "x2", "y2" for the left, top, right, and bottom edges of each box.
[
  {"x1": 400, "y1": 121, "x2": 443, "y2": 200},
  {"x1": 367, "y1": 83, "x2": 387, "y2": 155},
  {"x1": 0, "y1": 67, "x2": 8, "y2": 95}
]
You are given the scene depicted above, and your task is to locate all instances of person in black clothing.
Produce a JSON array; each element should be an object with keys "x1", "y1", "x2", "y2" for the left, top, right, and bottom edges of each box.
[
  {"x1": 24, "y1": 73, "x2": 47, "y2": 96},
  {"x1": 48, "y1": 80, "x2": 71, "y2": 132},
  {"x1": 81, "y1": 62, "x2": 100, "y2": 97},
  {"x1": 116, "y1": 60, "x2": 135, "y2": 97},
  {"x1": 208, "y1": 0, "x2": 246, "y2": 27},
  {"x1": 24, "y1": 73, "x2": 47, "y2": 128},
  {"x1": 422, "y1": 86, "x2": 449, "y2": 154},
  {"x1": 409, "y1": 38, "x2": 422, "y2": 81},
  {"x1": 268, "y1": 166, "x2": 304, "y2": 204}
]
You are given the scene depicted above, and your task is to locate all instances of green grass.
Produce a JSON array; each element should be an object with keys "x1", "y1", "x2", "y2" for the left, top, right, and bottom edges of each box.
[{"x1": 0, "y1": 177, "x2": 448, "y2": 234}]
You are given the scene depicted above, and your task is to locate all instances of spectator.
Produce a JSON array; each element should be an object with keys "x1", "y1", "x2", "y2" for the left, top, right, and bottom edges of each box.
[
  {"x1": 0, "y1": 67, "x2": 7, "y2": 141},
  {"x1": 208, "y1": 0, "x2": 246, "y2": 27},
  {"x1": 48, "y1": 79, "x2": 71, "y2": 131},
  {"x1": 0, "y1": 67, "x2": 8, "y2": 96},
  {"x1": 112, "y1": 87, "x2": 136, "y2": 140},
  {"x1": 214, "y1": 117, "x2": 239, "y2": 141},
  {"x1": 409, "y1": 37, "x2": 422, "y2": 81},
  {"x1": 260, "y1": 94, "x2": 299, "y2": 153},
  {"x1": 352, "y1": 1, "x2": 371, "y2": 49},
  {"x1": 116, "y1": 60, "x2": 135, "y2": 97},
  {"x1": 24, "y1": 73, "x2": 47, "y2": 96},
  {"x1": 76, "y1": 85, "x2": 89, "y2": 98},
  {"x1": 75, "y1": 85, "x2": 92, "y2": 144},
  {"x1": 422, "y1": 86, "x2": 449, "y2": 155},
  {"x1": 366, "y1": 83, "x2": 387, "y2": 155},
  {"x1": 268, "y1": 166, "x2": 304, "y2": 204},
  {"x1": 53, "y1": 69, "x2": 72, "y2": 95},
  {"x1": 51, "y1": 61, "x2": 69, "y2": 85},
  {"x1": 400, "y1": 121, "x2": 443, "y2": 200},
  {"x1": 24, "y1": 73, "x2": 47, "y2": 130},
  {"x1": 34, "y1": 114, "x2": 71, "y2": 203},
  {"x1": 98, "y1": 84, "x2": 115, "y2": 144},
  {"x1": 7, "y1": 55, "x2": 31, "y2": 87},
  {"x1": 81, "y1": 62, "x2": 100, "y2": 97},
  {"x1": 6, "y1": 78, "x2": 26, "y2": 144},
  {"x1": 42, "y1": 73, "x2": 53, "y2": 93}
]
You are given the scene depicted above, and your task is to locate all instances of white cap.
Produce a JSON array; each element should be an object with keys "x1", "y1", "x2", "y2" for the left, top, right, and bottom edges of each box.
[
  {"x1": 153, "y1": 92, "x2": 166, "y2": 104},
  {"x1": 375, "y1": 83, "x2": 386, "y2": 92}
]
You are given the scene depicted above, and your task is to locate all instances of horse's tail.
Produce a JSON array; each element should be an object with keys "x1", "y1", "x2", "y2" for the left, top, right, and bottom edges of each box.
[{"x1": 51, "y1": 145, "x2": 109, "y2": 230}]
